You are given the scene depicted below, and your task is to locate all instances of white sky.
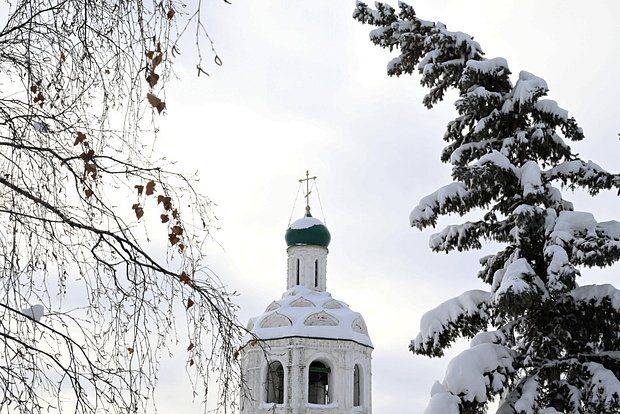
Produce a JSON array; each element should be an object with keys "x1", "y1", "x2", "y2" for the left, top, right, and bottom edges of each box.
[{"x1": 152, "y1": 1, "x2": 620, "y2": 412}]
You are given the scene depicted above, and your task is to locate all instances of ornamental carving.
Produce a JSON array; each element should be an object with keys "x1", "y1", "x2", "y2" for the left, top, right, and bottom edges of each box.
[
  {"x1": 351, "y1": 317, "x2": 368, "y2": 334},
  {"x1": 304, "y1": 311, "x2": 339, "y2": 327},
  {"x1": 260, "y1": 312, "x2": 292, "y2": 328},
  {"x1": 290, "y1": 297, "x2": 315, "y2": 307}
]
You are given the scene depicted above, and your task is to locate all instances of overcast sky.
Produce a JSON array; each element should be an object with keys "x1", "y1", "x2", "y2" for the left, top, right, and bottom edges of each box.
[{"x1": 151, "y1": 1, "x2": 620, "y2": 412}]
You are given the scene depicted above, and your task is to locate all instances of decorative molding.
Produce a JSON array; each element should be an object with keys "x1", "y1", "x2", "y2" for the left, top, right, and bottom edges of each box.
[
  {"x1": 290, "y1": 297, "x2": 314, "y2": 307},
  {"x1": 304, "y1": 311, "x2": 339, "y2": 327},
  {"x1": 351, "y1": 318, "x2": 368, "y2": 335},
  {"x1": 323, "y1": 300, "x2": 343, "y2": 309},
  {"x1": 260, "y1": 312, "x2": 292, "y2": 328},
  {"x1": 266, "y1": 301, "x2": 281, "y2": 312}
]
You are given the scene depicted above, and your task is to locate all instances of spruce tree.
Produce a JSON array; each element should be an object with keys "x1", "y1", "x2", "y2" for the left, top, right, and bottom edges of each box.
[{"x1": 354, "y1": 2, "x2": 620, "y2": 413}]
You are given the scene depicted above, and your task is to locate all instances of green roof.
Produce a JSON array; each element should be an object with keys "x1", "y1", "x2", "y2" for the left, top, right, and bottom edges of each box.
[{"x1": 285, "y1": 214, "x2": 331, "y2": 248}]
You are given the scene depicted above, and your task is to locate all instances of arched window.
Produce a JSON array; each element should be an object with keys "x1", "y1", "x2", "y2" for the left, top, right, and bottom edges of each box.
[
  {"x1": 308, "y1": 360, "x2": 331, "y2": 404},
  {"x1": 265, "y1": 361, "x2": 284, "y2": 404},
  {"x1": 296, "y1": 258, "x2": 300, "y2": 285},
  {"x1": 353, "y1": 365, "x2": 362, "y2": 407},
  {"x1": 314, "y1": 259, "x2": 319, "y2": 287}
]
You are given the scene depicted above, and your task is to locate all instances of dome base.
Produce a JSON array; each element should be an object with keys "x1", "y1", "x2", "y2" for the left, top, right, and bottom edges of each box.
[{"x1": 240, "y1": 336, "x2": 372, "y2": 414}]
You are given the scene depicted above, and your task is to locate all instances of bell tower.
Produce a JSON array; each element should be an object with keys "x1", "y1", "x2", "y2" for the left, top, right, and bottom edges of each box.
[{"x1": 239, "y1": 172, "x2": 373, "y2": 414}]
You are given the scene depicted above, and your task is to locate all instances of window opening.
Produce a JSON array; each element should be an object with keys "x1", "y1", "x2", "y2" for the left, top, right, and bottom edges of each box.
[
  {"x1": 314, "y1": 259, "x2": 319, "y2": 287},
  {"x1": 308, "y1": 361, "x2": 330, "y2": 404},
  {"x1": 353, "y1": 365, "x2": 361, "y2": 406},
  {"x1": 266, "y1": 361, "x2": 284, "y2": 404}
]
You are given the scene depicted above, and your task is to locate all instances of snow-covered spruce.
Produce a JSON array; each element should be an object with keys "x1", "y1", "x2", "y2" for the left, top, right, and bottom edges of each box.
[{"x1": 355, "y1": 2, "x2": 620, "y2": 413}]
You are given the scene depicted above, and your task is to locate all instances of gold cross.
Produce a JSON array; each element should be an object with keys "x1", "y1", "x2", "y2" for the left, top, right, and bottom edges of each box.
[{"x1": 298, "y1": 170, "x2": 317, "y2": 215}]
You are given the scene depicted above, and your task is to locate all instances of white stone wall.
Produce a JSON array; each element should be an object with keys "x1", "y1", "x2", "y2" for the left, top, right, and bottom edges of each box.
[
  {"x1": 240, "y1": 337, "x2": 372, "y2": 414},
  {"x1": 286, "y1": 246, "x2": 328, "y2": 291}
]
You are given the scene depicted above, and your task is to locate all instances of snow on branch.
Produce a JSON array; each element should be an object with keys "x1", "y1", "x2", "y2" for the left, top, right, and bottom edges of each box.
[
  {"x1": 476, "y1": 150, "x2": 518, "y2": 173},
  {"x1": 546, "y1": 160, "x2": 620, "y2": 194},
  {"x1": 513, "y1": 375, "x2": 540, "y2": 414},
  {"x1": 492, "y1": 258, "x2": 547, "y2": 309},
  {"x1": 352, "y1": 1, "x2": 396, "y2": 26},
  {"x1": 544, "y1": 243, "x2": 576, "y2": 292},
  {"x1": 534, "y1": 99, "x2": 569, "y2": 121},
  {"x1": 470, "y1": 330, "x2": 506, "y2": 348},
  {"x1": 354, "y1": 1, "x2": 483, "y2": 106},
  {"x1": 584, "y1": 362, "x2": 620, "y2": 408},
  {"x1": 465, "y1": 57, "x2": 508, "y2": 76},
  {"x1": 424, "y1": 343, "x2": 514, "y2": 413},
  {"x1": 411, "y1": 290, "x2": 490, "y2": 356},
  {"x1": 423, "y1": 385, "x2": 460, "y2": 414},
  {"x1": 409, "y1": 182, "x2": 470, "y2": 228},
  {"x1": 569, "y1": 284, "x2": 620, "y2": 311},
  {"x1": 444, "y1": 343, "x2": 514, "y2": 401},
  {"x1": 512, "y1": 71, "x2": 548, "y2": 106},
  {"x1": 429, "y1": 221, "x2": 488, "y2": 252},
  {"x1": 549, "y1": 211, "x2": 620, "y2": 268}
]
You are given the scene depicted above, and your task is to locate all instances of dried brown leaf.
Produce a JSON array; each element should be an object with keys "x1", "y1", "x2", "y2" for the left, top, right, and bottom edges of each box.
[
  {"x1": 74, "y1": 132, "x2": 87, "y2": 146},
  {"x1": 80, "y1": 149, "x2": 95, "y2": 162},
  {"x1": 179, "y1": 272, "x2": 191, "y2": 284},
  {"x1": 146, "y1": 93, "x2": 166, "y2": 114},
  {"x1": 145, "y1": 180, "x2": 156, "y2": 196},
  {"x1": 152, "y1": 53, "x2": 163, "y2": 68},
  {"x1": 132, "y1": 203, "x2": 144, "y2": 220},
  {"x1": 146, "y1": 72, "x2": 159, "y2": 88},
  {"x1": 84, "y1": 163, "x2": 97, "y2": 178},
  {"x1": 168, "y1": 233, "x2": 179, "y2": 245}
]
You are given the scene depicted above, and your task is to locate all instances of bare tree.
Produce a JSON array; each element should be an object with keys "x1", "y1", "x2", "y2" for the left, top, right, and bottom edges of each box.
[{"x1": 0, "y1": 0, "x2": 244, "y2": 413}]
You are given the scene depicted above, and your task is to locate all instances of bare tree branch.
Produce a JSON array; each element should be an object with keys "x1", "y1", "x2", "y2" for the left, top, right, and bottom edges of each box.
[{"x1": 0, "y1": 0, "x2": 243, "y2": 413}]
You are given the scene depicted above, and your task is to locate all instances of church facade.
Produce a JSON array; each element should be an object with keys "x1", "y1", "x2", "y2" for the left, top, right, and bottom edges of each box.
[{"x1": 239, "y1": 210, "x2": 373, "y2": 414}]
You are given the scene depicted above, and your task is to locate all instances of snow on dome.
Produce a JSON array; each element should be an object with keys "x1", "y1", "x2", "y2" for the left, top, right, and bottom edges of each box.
[
  {"x1": 285, "y1": 214, "x2": 331, "y2": 247},
  {"x1": 245, "y1": 286, "x2": 372, "y2": 348},
  {"x1": 289, "y1": 216, "x2": 324, "y2": 230}
]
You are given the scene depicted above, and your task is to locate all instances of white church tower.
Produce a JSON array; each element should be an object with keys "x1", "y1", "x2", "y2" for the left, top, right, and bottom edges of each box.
[{"x1": 239, "y1": 173, "x2": 373, "y2": 414}]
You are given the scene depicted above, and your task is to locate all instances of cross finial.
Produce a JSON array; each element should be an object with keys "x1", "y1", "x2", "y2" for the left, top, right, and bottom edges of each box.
[{"x1": 298, "y1": 170, "x2": 317, "y2": 216}]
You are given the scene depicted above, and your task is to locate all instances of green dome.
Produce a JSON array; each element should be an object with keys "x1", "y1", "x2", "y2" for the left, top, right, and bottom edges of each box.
[{"x1": 285, "y1": 214, "x2": 331, "y2": 247}]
